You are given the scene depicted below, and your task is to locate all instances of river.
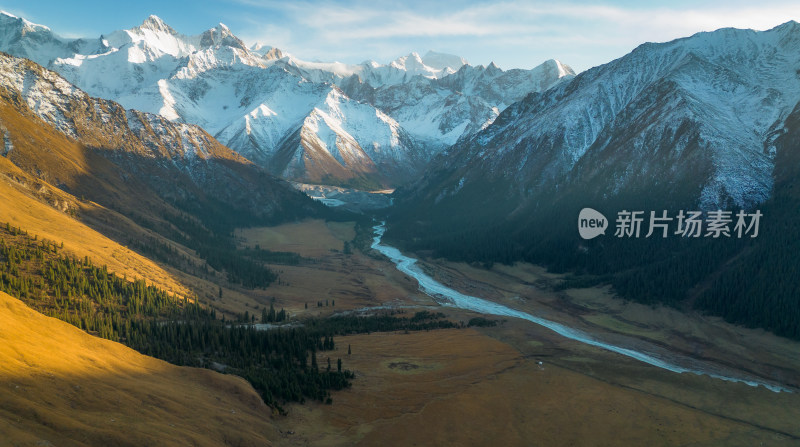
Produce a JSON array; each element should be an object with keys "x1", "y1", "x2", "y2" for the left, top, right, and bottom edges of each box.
[{"x1": 371, "y1": 222, "x2": 790, "y2": 393}]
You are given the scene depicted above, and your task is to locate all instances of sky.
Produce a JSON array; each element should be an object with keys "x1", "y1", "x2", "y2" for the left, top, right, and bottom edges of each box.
[{"x1": 1, "y1": 0, "x2": 799, "y2": 72}]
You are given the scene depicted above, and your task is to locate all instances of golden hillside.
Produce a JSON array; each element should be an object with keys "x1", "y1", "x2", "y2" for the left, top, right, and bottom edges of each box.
[
  {"x1": 0, "y1": 155, "x2": 191, "y2": 298},
  {"x1": 0, "y1": 291, "x2": 277, "y2": 446}
]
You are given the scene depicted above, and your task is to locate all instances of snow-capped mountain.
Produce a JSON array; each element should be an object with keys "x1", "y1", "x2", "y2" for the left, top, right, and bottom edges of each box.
[
  {"x1": 390, "y1": 21, "x2": 800, "y2": 254},
  {"x1": 400, "y1": 22, "x2": 800, "y2": 214},
  {"x1": 0, "y1": 12, "x2": 573, "y2": 187},
  {"x1": 339, "y1": 59, "x2": 575, "y2": 150},
  {"x1": 388, "y1": 21, "x2": 800, "y2": 346},
  {"x1": 281, "y1": 50, "x2": 466, "y2": 87},
  {"x1": 0, "y1": 11, "x2": 107, "y2": 64},
  {"x1": 0, "y1": 51, "x2": 318, "y2": 218}
]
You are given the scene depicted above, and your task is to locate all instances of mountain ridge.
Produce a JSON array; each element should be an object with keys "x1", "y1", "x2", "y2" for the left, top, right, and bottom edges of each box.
[
  {"x1": 386, "y1": 20, "x2": 800, "y2": 340},
  {"x1": 397, "y1": 20, "x2": 800, "y2": 212},
  {"x1": 0, "y1": 50, "x2": 328, "y2": 297},
  {"x1": 0, "y1": 13, "x2": 573, "y2": 188}
]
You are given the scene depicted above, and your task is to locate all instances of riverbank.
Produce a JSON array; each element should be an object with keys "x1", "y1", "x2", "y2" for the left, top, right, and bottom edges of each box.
[
  {"x1": 370, "y1": 222, "x2": 794, "y2": 393},
  {"x1": 224, "y1": 219, "x2": 800, "y2": 445}
]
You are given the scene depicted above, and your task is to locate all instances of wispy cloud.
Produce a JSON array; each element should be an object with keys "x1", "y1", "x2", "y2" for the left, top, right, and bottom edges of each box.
[
  {"x1": 230, "y1": 1, "x2": 800, "y2": 71},
  {"x1": 3, "y1": 0, "x2": 798, "y2": 71}
]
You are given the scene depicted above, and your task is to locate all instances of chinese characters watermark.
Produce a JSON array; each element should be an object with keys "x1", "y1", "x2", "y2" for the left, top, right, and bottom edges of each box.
[{"x1": 579, "y1": 208, "x2": 761, "y2": 240}]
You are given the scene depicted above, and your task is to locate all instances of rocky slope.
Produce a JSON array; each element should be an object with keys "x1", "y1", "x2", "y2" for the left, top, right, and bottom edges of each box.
[
  {"x1": 0, "y1": 12, "x2": 573, "y2": 187},
  {"x1": 392, "y1": 21, "x2": 800, "y2": 227},
  {"x1": 0, "y1": 51, "x2": 322, "y2": 234},
  {"x1": 386, "y1": 21, "x2": 800, "y2": 340}
]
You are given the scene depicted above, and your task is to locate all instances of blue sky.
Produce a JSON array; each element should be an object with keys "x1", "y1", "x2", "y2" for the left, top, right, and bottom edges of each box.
[{"x1": 2, "y1": 0, "x2": 799, "y2": 72}]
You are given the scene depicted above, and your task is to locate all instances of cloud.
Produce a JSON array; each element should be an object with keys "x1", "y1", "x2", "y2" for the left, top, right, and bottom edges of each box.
[{"x1": 231, "y1": 0, "x2": 800, "y2": 71}]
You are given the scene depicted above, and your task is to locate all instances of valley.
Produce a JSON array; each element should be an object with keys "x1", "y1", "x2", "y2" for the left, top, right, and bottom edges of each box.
[
  {"x1": 3, "y1": 185, "x2": 799, "y2": 445},
  {"x1": 1, "y1": 8, "x2": 800, "y2": 447},
  {"x1": 233, "y1": 219, "x2": 800, "y2": 445}
]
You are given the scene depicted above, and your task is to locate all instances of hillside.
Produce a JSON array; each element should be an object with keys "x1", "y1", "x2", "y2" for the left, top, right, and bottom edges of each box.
[
  {"x1": 0, "y1": 50, "x2": 331, "y2": 299},
  {"x1": 388, "y1": 22, "x2": 800, "y2": 339},
  {"x1": 0, "y1": 155, "x2": 191, "y2": 298},
  {"x1": 0, "y1": 290, "x2": 276, "y2": 446}
]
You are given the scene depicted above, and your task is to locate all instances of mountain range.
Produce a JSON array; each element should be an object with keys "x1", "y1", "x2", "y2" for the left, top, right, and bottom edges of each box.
[
  {"x1": 0, "y1": 49, "x2": 320, "y2": 221},
  {"x1": 388, "y1": 21, "x2": 800, "y2": 339},
  {"x1": 0, "y1": 12, "x2": 574, "y2": 188},
  {"x1": 2, "y1": 10, "x2": 799, "y2": 339},
  {"x1": 2, "y1": 9, "x2": 800, "y2": 444},
  {"x1": 395, "y1": 21, "x2": 800, "y2": 212}
]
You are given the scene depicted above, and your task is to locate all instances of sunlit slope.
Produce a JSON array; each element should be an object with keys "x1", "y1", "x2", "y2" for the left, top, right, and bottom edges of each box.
[
  {"x1": 0, "y1": 155, "x2": 191, "y2": 298},
  {"x1": 0, "y1": 291, "x2": 276, "y2": 446}
]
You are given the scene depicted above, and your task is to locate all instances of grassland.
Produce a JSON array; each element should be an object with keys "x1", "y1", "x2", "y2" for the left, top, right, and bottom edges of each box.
[
  {"x1": 3, "y1": 175, "x2": 799, "y2": 447},
  {"x1": 235, "y1": 220, "x2": 355, "y2": 256},
  {"x1": 0, "y1": 291, "x2": 277, "y2": 446},
  {"x1": 0, "y1": 157, "x2": 191, "y2": 299},
  {"x1": 269, "y1": 329, "x2": 796, "y2": 447},
  {"x1": 227, "y1": 219, "x2": 434, "y2": 321},
  {"x1": 232, "y1": 220, "x2": 800, "y2": 446},
  {"x1": 415, "y1": 257, "x2": 800, "y2": 440}
]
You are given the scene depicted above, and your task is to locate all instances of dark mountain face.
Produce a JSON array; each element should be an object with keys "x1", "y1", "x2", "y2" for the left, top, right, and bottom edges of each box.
[
  {"x1": 0, "y1": 52, "x2": 327, "y2": 237},
  {"x1": 386, "y1": 22, "x2": 800, "y2": 339},
  {"x1": 390, "y1": 21, "x2": 800, "y2": 245},
  {"x1": 693, "y1": 101, "x2": 800, "y2": 339}
]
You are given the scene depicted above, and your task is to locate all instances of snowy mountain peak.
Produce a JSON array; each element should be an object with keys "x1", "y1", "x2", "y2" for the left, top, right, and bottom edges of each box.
[
  {"x1": 250, "y1": 42, "x2": 283, "y2": 60},
  {"x1": 421, "y1": 50, "x2": 467, "y2": 71},
  {"x1": 542, "y1": 59, "x2": 575, "y2": 77},
  {"x1": 421, "y1": 21, "x2": 800, "y2": 215},
  {"x1": 0, "y1": 12, "x2": 71, "y2": 66},
  {"x1": 0, "y1": 12, "x2": 576, "y2": 188},
  {"x1": 0, "y1": 10, "x2": 51, "y2": 33},
  {"x1": 250, "y1": 42, "x2": 268, "y2": 52},
  {"x1": 136, "y1": 15, "x2": 175, "y2": 34},
  {"x1": 199, "y1": 22, "x2": 246, "y2": 50},
  {"x1": 391, "y1": 52, "x2": 425, "y2": 70},
  {"x1": 381, "y1": 51, "x2": 469, "y2": 81},
  {"x1": 772, "y1": 20, "x2": 800, "y2": 40}
]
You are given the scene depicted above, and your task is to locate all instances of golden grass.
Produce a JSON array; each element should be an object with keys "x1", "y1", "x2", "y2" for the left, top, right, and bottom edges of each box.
[
  {"x1": 0, "y1": 158, "x2": 191, "y2": 298},
  {"x1": 325, "y1": 221, "x2": 356, "y2": 243},
  {"x1": 271, "y1": 328, "x2": 792, "y2": 447},
  {"x1": 235, "y1": 219, "x2": 351, "y2": 257},
  {"x1": 410, "y1": 259, "x2": 800, "y2": 439},
  {"x1": 225, "y1": 220, "x2": 434, "y2": 321},
  {"x1": 0, "y1": 291, "x2": 276, "y2": 446}
]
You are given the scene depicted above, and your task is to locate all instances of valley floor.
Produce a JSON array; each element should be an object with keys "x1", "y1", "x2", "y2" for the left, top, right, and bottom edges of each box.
[
  {"x1": 232, "y1": 219, "x2": 800, "y2": 446},
  {"x1": 4, "y1": 216, "x2": 799, "y2": 446}
]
